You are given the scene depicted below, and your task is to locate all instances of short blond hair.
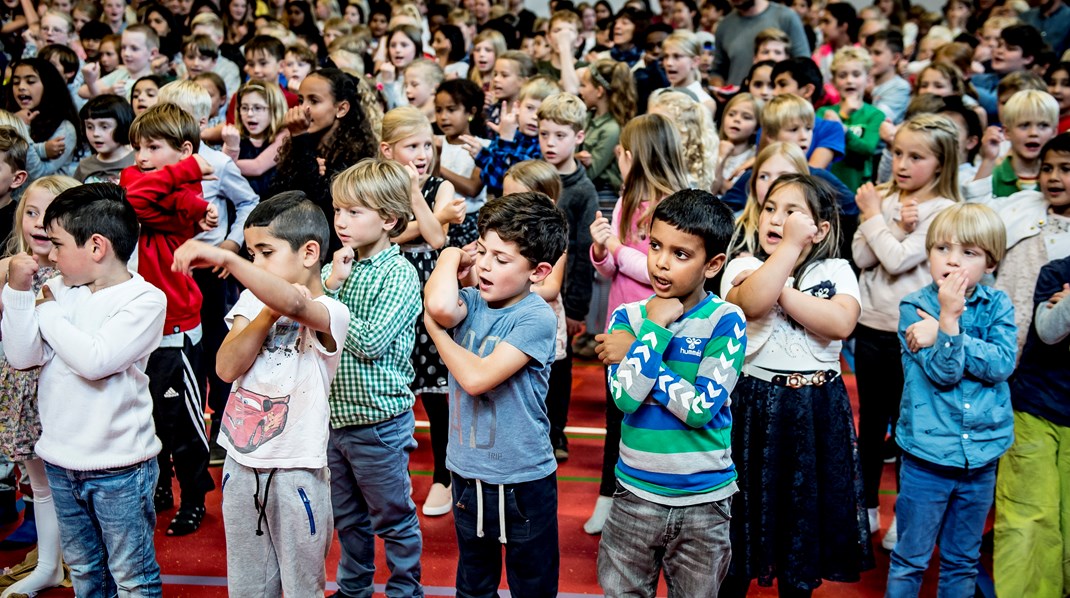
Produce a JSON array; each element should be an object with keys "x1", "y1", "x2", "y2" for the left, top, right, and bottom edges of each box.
[
  {"x1": 331, "y1": 158, "x2": 413, "y2": 238},
  {"x1": 662, "y1": 30, "x2": 700, "y2": 58},
  {"x1": 831, "y1": 46, "x2": 874, "y2": 74},
  {"x1": 536, "y1": 93, "x2": 586, "y2": 132},
  {"x1": 158, "y1": 79, "x2": 214, "y2": 125},
  {"x1": 762, "y1": 93, "x2": 815, "y2": 138},
  {"x1": 190, "y1": 12, "x2": 224, "y2": 38},
  {"x1": 518, "y1": 76, "x2": 562, "y2": 103},
  {"x1": 404, "y1": 59, "x2": 444, "y2": 89},
  {"x1": 549, "y1": 9, "x2": 581, "y2": 30},
  {"x1": 756, "y1": 27, "x2": 790, "y2": 47},
  {"x1": 1002, "y1": 89, "x2": 1059, "y2": 128},
  {"x1": 505, "y1": 160, "x2": 562, "y2": 200},
  {"x1": 926, "y1": 203, "x2": 1007, "y2": 266},
  {"x1": 129, "y1": 103, "x2": 200, "y2": 151}
]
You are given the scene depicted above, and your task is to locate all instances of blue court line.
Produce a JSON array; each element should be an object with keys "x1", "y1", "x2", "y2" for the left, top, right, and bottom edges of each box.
[{"x1": 160, "y1": 575, "x2": 609, "y2": 596}]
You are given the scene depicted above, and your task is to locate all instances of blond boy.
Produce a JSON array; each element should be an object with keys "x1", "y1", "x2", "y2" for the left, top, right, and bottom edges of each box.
[
  {"x1": 80, "y1": 24, "x2": 159, "y2": 99},
  {"x1": 755, "y1": 28, "x2": 790, "y2": 63},
  {"x1": 970, "y1": 90, "x2": 1059, "y2": 199},
  {"x1": 817, "y1": 47, "x2": 885, "y2": 191}
]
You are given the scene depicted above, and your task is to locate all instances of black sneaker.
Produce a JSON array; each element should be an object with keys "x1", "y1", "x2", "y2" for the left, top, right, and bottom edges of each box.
[{"x1": 208, "y1": 443, "x2": 226, "y2": 467}]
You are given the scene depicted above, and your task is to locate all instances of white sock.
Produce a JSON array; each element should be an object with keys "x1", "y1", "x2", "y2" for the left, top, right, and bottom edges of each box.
[
  {"x1": 2, "y1": 461, "x2": 63, "y2": 598},
  {"x1": 583, "y1": 495, "x2": 614, "y2": 535}
]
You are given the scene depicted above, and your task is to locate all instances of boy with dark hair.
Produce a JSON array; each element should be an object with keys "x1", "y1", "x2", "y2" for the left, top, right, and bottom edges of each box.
[
  {"x1": 594, "y1": 189, "x2": 745, "y2": 597},
  {"x1": 76, "y1": 94, "x2": 136, "y2": 184},
  {"x1": 171, "y1": 192, "x2": 350, "y2": 597},
  {"x1": 771, "y1": 57, "x2": 845, "y2": 169},
  {"x1": 0, "y1": 127, "x2": 29, "y2": 246},
  {"x1": 2, "y1": 183, "x2": 167, "y2": 597},
  {"x1": 424, "y1": 192, "x2": 568, "y2": 597},
  {"x1": 225, "y1": 35, "x2": 298, "y2": 124},
  {"x1": 867, "y1": 30, "x2": 911, "y2": 123},
  {"x1": 973, "y1": 24, "x2": 1048, "y2": 120},
  {"x1": 121, "y1": 103, "x2": 219, "y2": 536}
]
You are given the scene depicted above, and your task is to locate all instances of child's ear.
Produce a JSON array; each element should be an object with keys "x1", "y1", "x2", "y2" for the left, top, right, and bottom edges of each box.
[
  {"x1": 379, "y1": 141, "x2": 393, "y2": 159},
  {"x1": 529, "y1": 261, "x2": 554, "y2": 283},
  {"x1": 703, "y1": 252, "x2": 727, "y2": 279},
  {"x1": 335, "y1": 99, "x2": 351, "y2": 120},
  {"x1": 88, "y1": 233, "x2": 111, "y2": 262},
  {"x1": 10, "y1": 170, "x2": 27, "y2": 191},
  {"x1": 966, "y1": 135, "x2": 979, "y2": 151},
  {"x1": 575, "y1": 129, "x2": 585, "y2": 145},
  {"x1": 812, "y1": 220, "x2": 831, "y2": 244},
  {"x1": 381, "y1": 214, "x2": 399, "y2": 233},
  {"x1": 180, "y1": 140, "x2": 194, "y2": 158},
  {"x1": 799, "y1": 83, "x2": 816, "y2": 100},
  {"x1": 302, "y1": 240, "x2": 321, "y2": 267}
]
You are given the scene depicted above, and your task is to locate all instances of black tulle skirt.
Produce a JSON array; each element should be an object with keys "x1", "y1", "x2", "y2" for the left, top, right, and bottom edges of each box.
[{"x1": 728, "y1": 374, "x2": 874, "y2": 591}]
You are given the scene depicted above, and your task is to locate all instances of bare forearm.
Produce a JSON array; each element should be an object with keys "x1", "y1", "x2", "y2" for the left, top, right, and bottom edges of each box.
[
  {"x1": 217, "y1": 313, "x2": 274, "y2": 382},
  {"x1": 779, "y1": 290, "x2": 859, "y2": 340}
]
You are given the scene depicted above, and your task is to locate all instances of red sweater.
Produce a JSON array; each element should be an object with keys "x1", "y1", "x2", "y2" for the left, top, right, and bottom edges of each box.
[{"x1": 120, "y1": 157, "x2": 208, "y2": 335}]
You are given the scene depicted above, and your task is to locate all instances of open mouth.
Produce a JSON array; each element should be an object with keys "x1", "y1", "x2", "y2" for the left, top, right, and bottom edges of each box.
[
  {"x1": 1024, "y1": 142, "x2": 1042, "y2": 153},
  {"x1": 766, "y1": 231, "x2": 782, "y2": 244},
  {"x1": 29, "y1": 233, "x2": 49, "y2": 244},
  {"x1": 651, "y1": 274, "x2": 671, "y2": 291},
  {"x1": 16, "y1": 94, "x2": 33, "y2": 106},
  {"x1": 478, "y1": 276, "x2": 492, "y2": 291}
]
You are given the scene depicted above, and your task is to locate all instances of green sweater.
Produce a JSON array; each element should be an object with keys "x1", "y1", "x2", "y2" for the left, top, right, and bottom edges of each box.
[{"x1": 817, "y1": 102, "x2": 884, "y2": 191}]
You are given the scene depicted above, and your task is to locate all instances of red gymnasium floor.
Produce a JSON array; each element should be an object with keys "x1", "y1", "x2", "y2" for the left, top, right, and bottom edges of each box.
[{"x1": 0, "y1": 360, "x2": 975, "y2": 597}]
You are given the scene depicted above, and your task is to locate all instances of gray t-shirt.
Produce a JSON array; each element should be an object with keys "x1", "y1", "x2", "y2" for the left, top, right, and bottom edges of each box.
[
  {"x1": 713, "y1": 2, "x2": 811, "y2": 86},
  {"x1": 446, "y1": 288, "x2": 557, "y2": 485}
]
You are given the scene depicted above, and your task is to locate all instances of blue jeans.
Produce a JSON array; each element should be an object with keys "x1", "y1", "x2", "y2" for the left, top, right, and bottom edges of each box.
[
  {"x1": 328, "y1": 411, "x2": 423, "y2": 598},
  {"x1": 886, "y1": 454, "x2": 996, "y2": 598},
  {"x1": 598, "y1": 483, "x2": 732, "y2": 598},
  {"x1": 451, "y1": 472, "x2": 559, "y2": 598},
  {"x1": 44, "y1": 459, "x2": 162, "y2": 598}
]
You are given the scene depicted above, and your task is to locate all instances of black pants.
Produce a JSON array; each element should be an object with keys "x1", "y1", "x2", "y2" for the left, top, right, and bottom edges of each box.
[
  {"x1": 421, "y1": 392, "x2": 450, "y2": 486},
  {"x1": 194, "y1": 268, "x2": 238, "y2": 445},
  {"x1": 853, "y1": 324, "x2": 905, "y2": 508},
  {"x1": 599, "y1": 371, "x2": 624, "y2": 497},
  {"x1": 148, "y1": 338, "x2": 215, "y2": 505},
  {"x1": 546, "y1": 350, "x2": 573, "y2": 451}
]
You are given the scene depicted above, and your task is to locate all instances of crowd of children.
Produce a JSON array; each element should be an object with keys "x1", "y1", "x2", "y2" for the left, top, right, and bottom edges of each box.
[{"x1": 0, "y1": 0, "x2": 1066, "y2": 596}]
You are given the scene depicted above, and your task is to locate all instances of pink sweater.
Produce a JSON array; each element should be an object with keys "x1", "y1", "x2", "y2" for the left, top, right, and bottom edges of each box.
[{"x1": 590, "y1": 200, "x2": 653, "y2": 331}]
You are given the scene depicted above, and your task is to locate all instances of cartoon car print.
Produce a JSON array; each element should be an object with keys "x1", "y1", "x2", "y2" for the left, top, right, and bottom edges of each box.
[{"x1": 222, "y1": 387, "x2": 291, "y2": 453}]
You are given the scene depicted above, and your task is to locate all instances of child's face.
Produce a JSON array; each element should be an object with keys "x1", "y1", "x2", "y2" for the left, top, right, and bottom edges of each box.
[
  {"x1": 183, "y1": 50, "x2": 216, "y2": 79},
  {"x1": 98, "y1": 41, "x2": 120, "y2": 71},
  {"x1": 245, "y1": 50, "x2": 282, "y2": 82},
  {"x1": 230, "y1": 0, "x2": 250, "y2": 20},
  {"x1": 404, "y1": 72, "x2": 435, "y2": 107},
  {"x1": 868, "y1": 41, "x2": 897, "y2": 77},
  {"x1": 131, "y1": 79, "x2": 160, "y2": 115},
  {"x1": 103, "y1": 0, "x2": 125, "y2": 22},
  {"x1": 946, "y1": 0, "x2": 970, "y2": 24},
  {"x1": 432, "y1": 30, "x2": 452, "y2": 60},
  {"x1": 577, "y1": 68, "x2": 601, "y2": 108},
  {"x1": 1049, "y1": 69, "x2": 1070, "y2": 115},
  {"x1": 533, "y1": 34, "x2": 552, "y2": 62},
  {"x1": 918, "y1": 69, "x2": 952, "y2": 96},
  {"x1": 758, "y1": 183, "x2": 824, "y2": 258},
  {"x1": 389, "y1": 32, "x2": 417, "y2": 68},
  {"x1": 647, "y1": 219, "x2": 721, "y2": 309},
  {"x1": 520, "y1": 36, "x2": 535, "y2": 55},
  {"x1": 748, "y1": 64, "x2": 774, "y2": 102},
  {"x1": 0, "y1": 157, "x2": 24, "y2": 202},
  {"x1": 239, "y1": 91, "x2": 271, "y2": 138},
  {"x1": 833, "y1": 59, "x2": 868, "y2": 97},
  {"x1": 383, "y1": 131, "x2": 434, "y2": 176},
  {"x1": 473, "y1": 41, "x2": 496, "y2": 73},
  {"x1": 85, "y1": 116, "x2": 122, "y2": 156},
  {"x1": 435, "y1": 91, "x2": 471, "y2": 137},
  {"x1": 992, "y1": 38, "x2": 1030, "y2": 74},
  {"x1": 819, "y1": 11, "x2": 843, "y2": 44},
  {"x1": 756, "y1": 40, "x2": 788, "y2": 63},
  {"x1": 613, "y1": 16, "x2": 636, "y2": 46},
  {"x1": 941, "y1": 110, "x2": 977, "y2": 163},
  {"x1": 492, "y1": 59, "x2": 523, "y2": 102},
  {"x1": 891, "y1": 128, "x2": 941, "y2": 193},
  {"x1": 244, "y1": 226, "x2": 314, "y2": 283},
  {"x1": 723, "y1": 101, "x2": 758, "y2": 143},
  {"x1": 517, "y1": 98, "x2": 541, "y2": 137},
  {"x1": 582, "y1": 7, "x2": 596, "y2": 31},
  {"x1": 773, "y1": 72, "x2": 807, "y2": 98},
  {"x1": 21, "y1": 187, "x2": 54, "y2": 259},
  {"x1": 134, "y1": 137, "x2": 193, "y2": 171},
  {"x1": 121, "y1": 30, "x2": 156, "y2": 73},
  {"x1": 662, "y1": 43, "x2": 696, "y2": 87},
  {"x1": 146, "y1": 10, "x2": 171, "y2": 38},
  {"x1": 1041, "y1": 151, "x2": 1070, "y2": 213},
  {"x1": 323, "y1": 27, "x2": 343, "y2": 47},
  {"x1": 753, "y1": 153, "x2": 800, "y2": 205},
  {"x1": 334, "y1": 202, "x2": 396, "y2": 251},
  {"x1": 671, "y1": 1, "x2": 695, "y2": 29},
  {"x1": 344, "y1": 4, "x2": 361, "y2": 25},
  {"x1": 197, "y1": 79, "x2": 226, "y2": 116},
  {"x1": 928, "y1": 238, "x2": 994, "y2": 291},
  {"x1": 981, "y1": 25, "x2": 1002, "y2": 50},
  {"x1": 46, "y1": 223, "x2": 97, "y2": 288},
  {"x1": 538, "y1": 119, "x2": 584, "y2": 169},
  {"x1": 548, "y1": 20, "x2": 578, "y2": 54},
  {"x1": 82, "y1": 37, "x2": 101, "y2": 57},
  {"x1": 473, "y1": 231, "x2": 542, "y2": 308},
  {"x1": 51, "y1": 0, "x2": 72, "y2": 12},
  {"x1": 1005, "y1": 116, "x2": 1056, "y2": 162},
  {"x1": 282, "y1": 53, "x2": 313, "y2": 84},
  {"x1": 370, "y1": 13, "x2": 389, "y2": 37},
  {"x1": 773, "y1": 119, "x2": 814, "y2": 153},
  {"x1": 11, "y1": 65, "x2": 43, "y2": 112},
  {"x1": 40, "y1": 14, "x2": 71, "y2": 45},
  {"x1": 299, "y1": 75, "x2": 344, "y2": 135}
]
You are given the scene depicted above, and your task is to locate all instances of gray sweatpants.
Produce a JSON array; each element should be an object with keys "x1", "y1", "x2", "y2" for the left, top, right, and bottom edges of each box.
[{"x1": 221, "y1": 456, "x2": 332, "y2": 598}]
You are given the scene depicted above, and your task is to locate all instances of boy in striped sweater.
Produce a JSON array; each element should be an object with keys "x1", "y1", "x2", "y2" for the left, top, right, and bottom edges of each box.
[{"x1": 595, "y1": 189, "x2": 746, "y2": 597}]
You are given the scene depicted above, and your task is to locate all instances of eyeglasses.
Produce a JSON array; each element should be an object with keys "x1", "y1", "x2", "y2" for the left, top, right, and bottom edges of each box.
[{"x1": 239, "y1": 105, "x2": 268, "y2": 114}]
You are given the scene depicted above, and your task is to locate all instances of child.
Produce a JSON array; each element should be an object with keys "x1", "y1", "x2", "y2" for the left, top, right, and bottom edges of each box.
[
  {"x1": 131, "y1": 74, "x2": 164, "y2": 116},
  {"x1": 181, "y1": 35, "x2": 221, "y2": 84},
  {"x1": 537, "y1": 10, "x2": 583, "y2": 95},
  {"x1": 464, "y1": 76, "x2": 558, "y2": 198},
  {"x1": 171, "y1": 193, "x2": 349, "y2": 597},
  {"x1": 194, "y1": 72, "x2": 228, "y2": 128},
  {"x1": 716, "y1": 92, "x2": 760, "y2": 194},
  {"x1": 80, "y1": 24, "x2": 159, "y2": 100},
  {"x1": 770, "y1": 58, "x2": 846, "y2": 169},
  {"x1": 433, "y1": 78, "x2": 487, "y2": 248},
  {"x1": 222, "y1": 79, "x2": 289, "y2": 197},
  {"x1": 576, "y1": 58, "x2": 635, "y2": 201},
  {"x1": 38, "y1": 44, "x2": 83, "y2": 111},
  {"x1": 970, "y1": 90, "x2": 1059, "y2": 198},
  {"x1": 1045, "y1": 62, "x2": 1070, "y2": 133},
  {"x1": 726, "y1": 141, "x2": 811, "y2": 256},
  {"x1": 469, "y1": 29, "x2": 506, "y2": 106},
  {"x1": 6, "y1": 58, "x2": 80, "y2": 176},
  {"x1": 648, "y1": 90, "x2": 719, "y2": 195},
  {"x1": 0, "y1": 127, "x2": 28, "y2": 242},
  {"x1": 720, "y1": 173, "x2": 871, "y2": 597},
  {"x1": 744, "y1": 60, "x2": 776, "y2": 104},
  {"x1": 585, "y1": 113, "x2": 693, "y2": 534},
  {"x1": 377, "y1": 24, "x2": 421, "y2": 110},
  {"x1": 189, "y1": 12, "x2": 243, "y2": 94},
  {"x1": 486, "y1": 50, "x2": 535, "y2": 125},
  {"x1": 867, "y1": 30, "x2": 912, "y2": 124},
  {"x1": 537, "y1": 93, "x2": 599, "y2": 461},
  {"x1": 1, "y1": 184, "x2": 167, "y2": 597},
  {"x1": 755, "y1": 27, "x2": 791, "y2": 63},
  {"x1": 817, "y1": 47, "x2": 884, "y2": 192},
  {"x1": 432, "y1": 23, "x2": 468, "y2": 79},
  {"x1": 595, "y1": 189, "x2": 742, "y2": 596},
  {"x1": 994, "y1": 253, "x2": 1070, "y2": 598},
  {"x1": 659, "y1": 30, "x2": 717, "y2": 117},
  {"x1": 282, "y1": 43, "x2": 315, "y2": 93},
  {"x1": 320, "y1": 159, "x2": 424, "y2": 598},
  {"x1": 888, "y1": 203, "x2": 1016, "y2": 596},
  {"x1": 423, "y1": 191, "x2": 568, "y2": 597},
  {"x1": 971, "y1": 24, "x2": 1046, "y2": 121},
  {"x1": 0, "y1": 175, "x2": 79, "y2": 598},
  {"x1": 227, "y1": 36, "x2": 299, "y2": 125},
  {"x1": 95, "y1": 33, "x2": 121, "y2": 77},
  {"x1": 852, "y1": 114, "x2": 961, "y2": 550},
  {"x1": 121, "y1": 103, "x2": 219, "y2": 537},
  {"x1": 813, "y1": 2, "x2": 857, "y2": 84},
  {"x1": 403, "y1": 59, "x2": 443, "y2": 123},
  {"x1": 75, "y1": 94, "x2": 134, "y2": 184}
]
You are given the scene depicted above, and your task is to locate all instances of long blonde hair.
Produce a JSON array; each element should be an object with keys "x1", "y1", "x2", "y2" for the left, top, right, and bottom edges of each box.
[
  {"x1": 6, "y1": 175, "x2": 80, "y2": 257},
  {"x1": 379, "y1": 105, "x2": 435, "y2": 175},
  {"x1": 728, "y1": 142, "x2": 809, "y2": 258},
  {"x1": 618, "y1": 113, "x2": 691, "y2": 243},
  {"x1": 885, "y1": 114, "x2": 962, "y2": 203},
  {"x1": 649, "y1": 90, "x2": 717, "y2": 193}
]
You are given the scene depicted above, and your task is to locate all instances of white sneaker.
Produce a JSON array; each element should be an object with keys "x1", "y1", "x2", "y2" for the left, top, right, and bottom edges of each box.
[
  {"x1": 583, "y1": 496, "x2": 614, "y2": 535},
  {"x1": 882, "y1": 516, "x2": 898, "y2": 551},
  {"x1": 868, "y1": 508, "x2": 880, "y2": 534},
  {"x1": 421, "y1": 483, "x2": 453, "y2": 517}
]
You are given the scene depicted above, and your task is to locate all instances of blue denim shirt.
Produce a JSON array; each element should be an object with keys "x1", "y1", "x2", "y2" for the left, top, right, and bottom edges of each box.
[{"x1": 896, "y1": 283, "x2": 1017, "y2": 469}]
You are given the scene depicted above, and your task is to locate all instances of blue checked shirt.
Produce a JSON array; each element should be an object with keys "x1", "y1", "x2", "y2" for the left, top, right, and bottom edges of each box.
[{"x1": 474, "y1": 133, "x2": 541, "y2": 197}]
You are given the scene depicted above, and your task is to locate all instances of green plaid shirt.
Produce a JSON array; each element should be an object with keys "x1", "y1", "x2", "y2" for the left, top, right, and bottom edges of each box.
[{"x1": 322, "y1": 244, "x2": 420, "y2": 427}]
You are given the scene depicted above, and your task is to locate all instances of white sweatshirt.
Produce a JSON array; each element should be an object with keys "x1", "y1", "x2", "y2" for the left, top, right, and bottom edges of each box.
[{"x1": 1, "y1": 273, "x2": 166, "y2": 471}]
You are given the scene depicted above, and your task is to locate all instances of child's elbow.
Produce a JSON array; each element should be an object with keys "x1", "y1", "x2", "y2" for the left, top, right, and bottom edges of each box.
[{"x1": 216, "y1": 363, "x2": 240, "y2": 384}]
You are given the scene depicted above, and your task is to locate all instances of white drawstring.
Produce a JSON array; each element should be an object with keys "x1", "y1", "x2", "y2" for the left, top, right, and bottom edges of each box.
[
  {"x1": 497, "y1": 484, "x2": 507, "y2": 544},
  {"x1": 473, "y1": 479, "x2": 508, "y2": 544},
  {"x1": 475, "y1": 479, "x2": 485, "y2": 539}
]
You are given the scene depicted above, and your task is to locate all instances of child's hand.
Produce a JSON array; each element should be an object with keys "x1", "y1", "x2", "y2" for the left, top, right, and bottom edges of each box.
[
  {"x1": 199, "y1": 203, "x2": 219, "y2": 231},
  {"x1": 589, "y1": 210, "x2": 612, "y2": 261},
  {"x1": 855, "y1": 182, "x2": 882, "y2": 220},
  {"x1": 879, "y1": 120, "x2": 897, "y2": 145},
  {"x1": 554, "y1": 26, "x2": 577, "y2": 56},
  {"x1": 37, "y1": 284, "x2": 54, "y2": 306},
  {"x1": 150, "y1": 55, "x2": 171, "y2": 76},
  {"x1": 14, "y1": 109, "x2": 37, "y2": 126},
  {"x1": 905, "y1": 308, "x2": 939, "y2": 352},
  {"x1": 457, "y1": 134, "x2": 482, "y2": 158},
  {"x1": 447, "y1": 197, "x2": 466, "y2": 224},
  {"x1": 403, "y1": 162, "x2": 422, "y2": 197},
  {"x1": 783, "y1": 211, "x2": 818, "y2": 249},
  {"x1": 718, "y1": 140, "x2": 734, "y2": 162},
  {"x1": 220, "y1": 124, "x2": 240, "y2": 151},
  {"x1": 171, "y1": 239, "x2": 227, "y2": 275},
  {"x1": 1046, "y1": 283, "x2": 1070, "y2": 308},
  {"x1": 317, "y1": 157, "x2": 326, "y2": 176},
  {"x1": 484, "y1": 90, "x2": 496, "y2": 109},
  {"x1": 731, "y1": 268, "x2": 756, "y2": 287},
  {"x1": 379, "y1": 62, "x2": 396, "y2": 83},
  {"x1": 284, "y1": 106, "x2": 311, "y2": 135},
  {"x1": 193, "y1": 154, "x2": 216, "y2": 179},
  {"x1": 82, "y1": 61, "x2": 99, "y2": 84},
  {"x1": 645, "y1": 297, "x2": 684, "y2": 327},
  {"x1": 979, "y1": 126, "x2": 1004, "y2": 163},
  {"x1": 6, "y1": 254, "x2": 38, "y2": 292},
  {"x1": 575, "y1": 150, "x2": 592, "y2": 167},
  {"x1": 899, "y1": 199, "x2": 919, "y2": 233},
  {"x1": 937, "y1": 269, "x2": 968, "y2": 322},
  {"x1": 455, "y1": 247, "x2": 476, "y2": 281},
  {"x1": 496, "y1": 101, "x2": 519, "y2": 141},
  {"x1": 44, "y1": 137, "x2": 65, "y2": 160},
  {"x1": 327, "y1": 245, "x2": 355, "y2": 290},
  {"x1": 595, "y1": 329, "x2": 636, "y2": 365},
  {"x1": 841, "y1": 92, "x2": 863, "y2": 117}
]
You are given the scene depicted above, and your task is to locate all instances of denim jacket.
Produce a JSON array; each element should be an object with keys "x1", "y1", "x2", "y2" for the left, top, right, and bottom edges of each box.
[{"x1": 896, "y1": 283, "x2": 1017, "y2": 468}]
